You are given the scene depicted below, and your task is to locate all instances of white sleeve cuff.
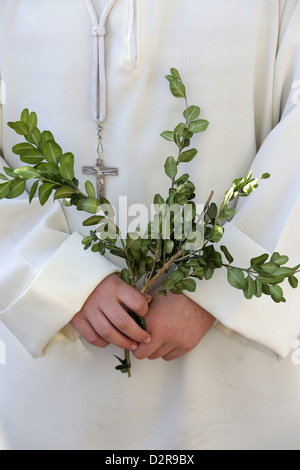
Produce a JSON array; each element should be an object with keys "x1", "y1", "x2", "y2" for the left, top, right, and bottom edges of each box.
[
  {"x1": 185, "y1": 223, "x2": 300, "y2": 358},
  {"x1": 0, "y1": 232, "x2": 121, "y2": 357}
]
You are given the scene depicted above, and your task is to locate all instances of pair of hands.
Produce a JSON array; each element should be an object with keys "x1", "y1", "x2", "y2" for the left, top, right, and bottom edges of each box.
[{"x1": 71, "y1": 274, "x2": 215, "y2": 361}]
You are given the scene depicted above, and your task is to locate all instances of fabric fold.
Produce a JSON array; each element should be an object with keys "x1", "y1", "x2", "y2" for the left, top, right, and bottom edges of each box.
[{"x1": 0, "y1": 232, "x2": 121, "y2": 357}]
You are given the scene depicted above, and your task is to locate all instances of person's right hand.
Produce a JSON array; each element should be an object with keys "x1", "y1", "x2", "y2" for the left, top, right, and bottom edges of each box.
[{"x1": 70, "y1": 274, "x2": 151, "y2": 351}]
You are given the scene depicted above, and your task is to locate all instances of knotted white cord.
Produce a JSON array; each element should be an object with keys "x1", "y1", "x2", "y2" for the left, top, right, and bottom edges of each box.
[{"x1": 84, "y1": 0, "x2": 118, "y2": 124}]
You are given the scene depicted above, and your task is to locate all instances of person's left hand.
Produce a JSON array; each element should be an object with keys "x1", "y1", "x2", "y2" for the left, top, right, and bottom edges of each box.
[{"x1": 133, "y1": 290, "x2": 215, "y2": 361}]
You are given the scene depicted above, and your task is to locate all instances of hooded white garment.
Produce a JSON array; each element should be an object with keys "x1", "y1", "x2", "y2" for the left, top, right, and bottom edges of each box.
[{"x1": 0, "y1": 0, "x2": 300, "y2": 450}]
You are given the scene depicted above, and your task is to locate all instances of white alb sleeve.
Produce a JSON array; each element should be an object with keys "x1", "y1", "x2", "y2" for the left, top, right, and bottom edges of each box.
[{"x1": 0, "y1": 155, "x2": 121, "y2": 358}]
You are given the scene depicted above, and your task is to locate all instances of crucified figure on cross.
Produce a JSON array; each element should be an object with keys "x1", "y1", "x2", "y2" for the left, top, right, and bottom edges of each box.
[
  {"x1": 82, "y1": 158, "x2": 118, "y2": 199},
  {"x1": 82, "y1": 122, "x2": 118, "y2": 199}
]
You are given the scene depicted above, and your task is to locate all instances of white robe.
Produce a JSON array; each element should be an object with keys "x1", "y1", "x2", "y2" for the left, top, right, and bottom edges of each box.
[{"x1": 0, "y1": 0, "x2": 300, "y2": 450}]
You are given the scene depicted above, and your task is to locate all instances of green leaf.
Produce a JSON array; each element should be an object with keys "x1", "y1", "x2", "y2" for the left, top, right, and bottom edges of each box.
[
  {"x1": 222, "y1": 186, "x2": 235, "y2": 207},
  {"x1": 109, "y1": 248, "x2": 126, "y2": 259},
  {"x1": 154, "y1": 193, "x2": 164, "y2": 206},
  {"x1": 181, "y1": 278, "x2": 197, "y2": 292},
  {"x1": 165, "y1": 240, "x2": 174, "y2": 254},
  {"x1": 221, "y1": 246, "x2": 234, "y2": 264},
  {"x1": 162, "y1": 278, "x2": 175, "y2": 291},
  {"x1": 209, "y1": 250, "x2": 223, "y2": 269},
  {"x1": 289, "y1": 276, "x2": 299, "y2": 289},
  {"x1": 182, "y1": 128, "x2": 193, "y2": 140},
  {"x1": 232, "y1": 177, "x2": 244, "y2": 190},
  {"x1": 12, "y1": 142, "x2": 36, "y2": 155},
  {"x1": 115, "y1": 366, "x2": 129, "y2": 373},
  {"x1": 20, "y1": 148, "x2": 44, "y2": 165},
  {"x1": 166, "y1": 189, "x2": 176, "y2": 206},
  {"x1": 227, "y1": 268, "x2": 246, "y2": 290},
  {"x1": 261, "y1": 284, "x2": 271, "y2": 296},
  {"x1": 206, "y1": 203, "x2": 218, "y2": 220},
  {"x1": 26, "y1": 127, "x2": 41, "y2": 146},
  {"x1": 261, "y1": 173, "x2": 271, "y2": 180},
  {"x1": 241, "y1": 179, "x2": 259, "y2": 196},
  {"x1": 0, "y1": 173, "x2": 9, "y2": 181},
  {"x1": 174, "y1": 193, "x2": 188, "y2": 205},
  {"x1": 28, "y1": 112, "x2": 38, "y2": 133},
  {"x1": 258, "y1": 275, "x2": 281, "y2": 285},
  {"x1": 166, "y1": 75, "x2": 174, "y2": 83},
  {"x1": 273, "y1": 267, "x2": 295, "y2": 278},
  {"x1": 203, "y1": 268, "x2": 215, "y2": 281},
  {"x1": 173, "y1": 131, "x2": 182, "y2": 147},
  {"x1": 37, "y1": 162, "x2": 60, "y2": 175},
  {"x1": 59, "y1": 163, "x2": 74, "y2": 181},
  {"x1": 0, "y1": 182, "x2": 11, "y2": 199},
  {"x1": 235, "y1": 170, "x2": 253, "y2": 188},
  {"x1": 209, "y1": 225, "x2": 224, "y2": 243},
  {"x1": 175, "y1": 174, "x2": 190, "y2": 186},
  {"x1": 127, "y1": 233, "x2": 142, "y2": 252},
  {"x1": 114, "y1": 355, "x2": 129, "y2": 373},
  {"x1": 160, "y1": 131, "x2": 175, "y2": 142},
  {"x1": 174, "y1": 122, "x2": 186, "y2": 138},
  {"x1": 170, "y1": 68, "x2": 181, "y2": 80},
  {"x1": 170, "y1": 287, "x2": 184, "y2": 295},
  {"x1": 261, "y1": 262, "x2": 279, "y2": 274},
  {"x1": 170, "y1": 270, "x2": 185, "y2": 284},
  {"x1": 178, "y1": 148, "x2": 198, "y2": 163},
  {"x1": 14, "y1": 121, "x2": 29, "y2": 136},
  {"x1": 85, "y1": 180, "x2": 96, "y2": 198},
  {"x1": 243, "y1": 276, "x2": 256, "y2": 300},
  {"x1": 78, "y1": 197, "x2": 100, "y2": 214},
  {"x1": 179, "y1": 179, "x2": 195, "y2": 198},
  {"x1": 183, "y1": 106, "x2": 200, "y2": 122},
  {"x1": 269, "y1": 285, "x2": 285, "y2": 303},
  {"x1": 98, "y1": 196, "x2": 110, "y2": 206},
  {"x1": 82, "y1": 215, "x2": 106, "y2": 227},
  {"x1": 164, "y1": 156, "x2": 178, "y2": 179},
  {"x1": 255, "y1": 279, "x2": 263, "y2": 298},
  {"x1": 114, "y1": 355, "x2": 126, "y2": 364},
  {"x1": 4, "y1": 167, "x2": 17, "y2": 178},
  {"x1": 159, "y1": 289, "x2": 168, "y2": 297},
  {"x1": 54, "y1": 186, "x2": 76, "y2": 200},
  {"x1": 99, "y1": 242, "x2": 109, "y2": 256},
  {"x1": 38, "y1": 183, "x2": 55, "y2": 206},
  {"x1": 146, "y1": 256, "x2": 154, "y2": 270},
  {"x1": 29, "y1": 180, "x2": 39, "y2": 203},
  {"x1": 82, "y1": 236, "x2": 92, "y2": 246},
  {"x1": 6, "y1": 179, "x2": 27, "y2": 199},
  {"x1": 251, "y1": 254, "x2": 269, "y2": 267},
  {"x1": 97, "y1": 241, "x2": 106, "y2": 256},
  {"x1": 91, "y1": 243, "x2": 100, "y2": 253},
  {"x1": 14, "y1": 166, "x2": 40, "y2": 179},
  {"x1": 43, "y1": 140, "x2": 63, "y2": 164},
  {"x1": 270, "y1": 253, "x2": 289, "y2": 266},
  {"x1": 40, "y1": 131, "x2": 55, "y2": 150},
  {"x1": 121, "y1": 269, "x2": 131, "y2": 284},
  {"x1": 60, "y1": 152, "x2": 74, "y2": 167},
  {"x1": 188, "y1": 119, "x2": 209, "y2": 133},
  {"x1": 21, "y1": 109, "x2": 29, "y2": 124},
  {"x1": 183, "y1": 200, "x2": 197, "y2": 223},
  {"x1": 169, "y1": 79, "x2": 186, "y2": 99}
]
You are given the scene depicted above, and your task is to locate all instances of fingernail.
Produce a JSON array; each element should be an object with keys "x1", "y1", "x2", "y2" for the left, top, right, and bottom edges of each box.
[
  {"x1": 144, "y1": 336, "x2": 152, "y2": 345},
  {"x1": 130, "y1": 344, "x2": 138, "y2": 351}
]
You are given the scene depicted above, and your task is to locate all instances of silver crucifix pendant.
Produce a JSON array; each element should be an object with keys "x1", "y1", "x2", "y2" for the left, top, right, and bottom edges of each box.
[{"x1": 82, "y1": 158, "x2": 119, "y2": 200}]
